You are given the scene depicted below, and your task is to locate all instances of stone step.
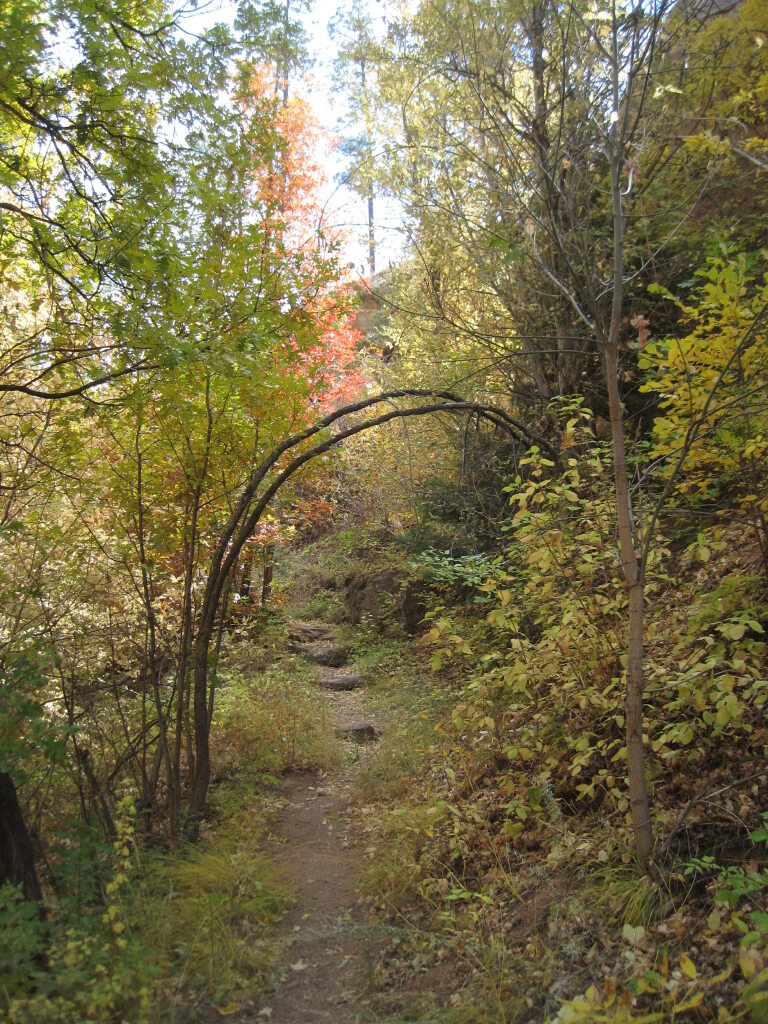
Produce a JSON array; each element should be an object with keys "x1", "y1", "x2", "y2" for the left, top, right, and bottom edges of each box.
[
  {"x1": 289, "y1": 641, "x2": 349, "y2": 667},
  {"x1": 335, "y1": 723, "x2": 379, "y2": 743},
  {"x1": 317, "y1": 672, "x2": 363, "y2": 692},
  {"x1": 289, "y1": 621, "x2": 336, "y2": 642}
]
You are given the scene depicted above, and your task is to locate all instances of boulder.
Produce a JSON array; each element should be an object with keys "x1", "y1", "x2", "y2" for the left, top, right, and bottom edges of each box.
[
  {"x1": 289, "y1": 621, "x2": 335, "y2": 642},
  {"x1": 343, "y1": 570, "x2": 426, "y2": 634}
]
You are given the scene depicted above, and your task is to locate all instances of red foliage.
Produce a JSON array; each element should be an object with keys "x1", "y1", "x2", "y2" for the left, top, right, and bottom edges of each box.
[
  {"x1": 240, "y1": 69, "x2": 367, "y2": 415},
  {"x1": 242, "y1": 67, "x2": 340, "y2": 254},
  {"x1": 236, "y1": 66, "x2": 368, "y2": 551},
  {"x1": 300, "y1": 289, "x2": 366, "y2": 413}
]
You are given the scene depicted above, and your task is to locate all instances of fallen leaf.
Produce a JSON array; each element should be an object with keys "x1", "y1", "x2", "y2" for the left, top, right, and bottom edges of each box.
[
  {"x1": 680, "y1": 991, "x2": 705, "y2": 1012},
  {"x1": 740, "y1": 948, "x2": 764, "y2": 981},
  {"x1": 679, "y1": 952, "x2": 697, "y2": 980},
  {"x1": 622, "y1": 923, "x2": 646, "y2": 946},
  {"x1": 291, "y1": 959, "x2": 310, "y2": 972}
]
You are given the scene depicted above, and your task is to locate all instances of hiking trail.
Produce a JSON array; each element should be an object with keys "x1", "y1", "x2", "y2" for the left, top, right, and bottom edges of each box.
[{"x1": 258, "y1": 620, "x2": 385, "y2": 1023}]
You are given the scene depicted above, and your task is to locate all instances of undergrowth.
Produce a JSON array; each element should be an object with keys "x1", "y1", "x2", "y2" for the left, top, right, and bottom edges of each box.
[
  {"x1": 344, "y1": 414, "x2": 768, "y2": 1022},
  {"x1": 276, "y1": 526, "x2": 411, "y2": 623},
  {"x1": 140, "y1": 776, "x2": 290, "y2": 1020},
  {"x1": 0, "y1": 797, "x2": 154, "y2": 1024},
  {"x1": 0, "y1": 624, "x2": 327, "y2": 1024},
  {"x1": 211, "y1": 657, "x2": 340, "y2": 776}
]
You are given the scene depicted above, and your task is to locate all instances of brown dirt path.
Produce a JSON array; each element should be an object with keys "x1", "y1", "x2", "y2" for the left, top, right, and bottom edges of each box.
[{"x1": 255, "y1": 658, "x2": 386, "y2": 1023}]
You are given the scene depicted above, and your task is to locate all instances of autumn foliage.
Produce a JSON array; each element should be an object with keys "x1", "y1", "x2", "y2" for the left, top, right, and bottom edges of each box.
[{"x1": 242, "y1": 66, "x2": 367, "y2": 417}]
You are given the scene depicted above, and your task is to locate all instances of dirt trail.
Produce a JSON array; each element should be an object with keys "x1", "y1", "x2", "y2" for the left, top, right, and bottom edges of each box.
[{"x1": 257, "y1": 633, "x2": 385, "y2": 1023}]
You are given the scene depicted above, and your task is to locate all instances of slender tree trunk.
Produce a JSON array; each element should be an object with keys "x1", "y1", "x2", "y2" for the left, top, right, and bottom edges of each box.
[
  {"x1": 174, "y1": 379, "x2": 213, "y2": 828},
  {"x1": 189, "y1": 611, "x2": 215, "y2": 819},
  {"x1": 282, "y1": 0, "x2": 291, "y2": 104},
  {"x1": 173, "y1": 520, "x2": 192, "y2": 829},
  {"x1": 135, "y1": 425, "x2": 174, "y2": 828},
  {"x1": 209, "y1": 580, "x2": 231, "y2": 730},
  {"x1": 240, "y1": 549, "x2": 254, "y2": 601},
  {"x1": 604, "y1": 9, "x2": 653, "y2": 867},
  {"x1": 604, "y1": 336, "x2": 653, "y2": 867},
  {"x1": 368, "y1": 191, "x2": 375, "y2": 275},
  {"x1": 261, "y1": 545, "x2": 274, "y2": 608}
]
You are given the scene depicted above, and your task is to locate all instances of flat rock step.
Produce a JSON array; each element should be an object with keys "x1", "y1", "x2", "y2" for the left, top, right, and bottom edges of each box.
[
  {"x1": 289, "y1": 641, "x2": 349, "y2": 667},
  {"x1": 335, "y1": 723, "x2": 379, "y2": 743},
  {"x1": 316, "y1": 671, "x2": 363, "y2": 691},
  {"x1": 289, "y1": 621, "x2": 335, "y2": 642}
]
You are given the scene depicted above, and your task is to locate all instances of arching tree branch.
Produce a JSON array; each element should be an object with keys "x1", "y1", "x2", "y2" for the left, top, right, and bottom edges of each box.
[{"x1": 188, "y1": 390, "x2": 556, "y2": 819}]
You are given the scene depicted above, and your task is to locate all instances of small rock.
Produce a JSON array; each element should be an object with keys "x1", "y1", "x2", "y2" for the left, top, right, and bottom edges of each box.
[
  {"x1": 335, "y1": 723, "x2": 380, "y2": 742},
  {"x1": 317, "y1": 672, "x2": 363, "y2": 691}
]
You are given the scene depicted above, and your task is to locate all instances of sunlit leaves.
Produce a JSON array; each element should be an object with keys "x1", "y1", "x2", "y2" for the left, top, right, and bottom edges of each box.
[{"x1": 639, "y1": 253, "x2": 768, "y2": 549}]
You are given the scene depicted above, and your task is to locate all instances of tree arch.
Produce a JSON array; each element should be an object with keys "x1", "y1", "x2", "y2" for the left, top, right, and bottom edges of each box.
[{"x1": 188, "y1": 388, "x2": 559, "y2": 817}]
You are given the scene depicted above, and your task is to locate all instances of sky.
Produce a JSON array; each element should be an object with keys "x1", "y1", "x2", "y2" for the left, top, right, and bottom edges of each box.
[{"x1": 181, "y1": 0, "x2": 406, "y2": 277}]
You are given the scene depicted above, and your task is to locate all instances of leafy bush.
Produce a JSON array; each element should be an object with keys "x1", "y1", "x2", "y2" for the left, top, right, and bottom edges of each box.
[
  {"x1": 411, "y1": 550, "x2": 501, "y2": 593},
  {"x1": 422, "y1": 413, "x2": 767, "y2": 848},
  {"x1": 686, "y1": 813, "x2": 768, "y2": 950},
  {"x1": 639, "y1": 251, "x2": 768, "y2": 569}
]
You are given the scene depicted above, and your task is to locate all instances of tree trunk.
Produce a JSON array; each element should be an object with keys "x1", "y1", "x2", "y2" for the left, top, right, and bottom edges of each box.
[
  {"x1": 604, "y1": 333, "x2": 654, "y2": 868},
  {"x1": 261, "y1": 545, "x2": 274, "y2": 608},
  {"x1": 626, "y1": 571, "x2": 652, "y2": 864},
  {"x1": 367, "y1": 191, "x2": 375, "y2": 275},
  {"x1": 603, "y1": 12, "x2": 654, "y2": 867},
  {"x1": 189, "y1": 609, "x2": 216, "y2": 821},
  {"x1": 0, "y1": 771, "x2": 43, "y2": 903}
]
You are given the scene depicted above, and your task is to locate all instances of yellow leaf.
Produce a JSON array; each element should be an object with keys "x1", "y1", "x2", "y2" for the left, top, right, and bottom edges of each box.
[
  {"x1": 584, "y1": 985, "x2": 600, "y2": 1005},
  {"x1": 216, "y1": 1003, "x2": 242, "y2": 1017},
  {"x1": 710, "y1": 964, "x2": 733, "y2": 985},
  {"x1": 675, "y1": 991, "x2": 704, "y2": 1013},
  {"x1": 603, "y1": 976, "x2": 617, "y2": 1007},
  {"x1": 740, "y1": 948, "x2": 764, "y2": 981},
  {"x1": 660, "y1": 947, "x2": 669, "y2": 979},
  {"x1": 679, "y1": 952, "x2": 697, "y2": 979}
]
